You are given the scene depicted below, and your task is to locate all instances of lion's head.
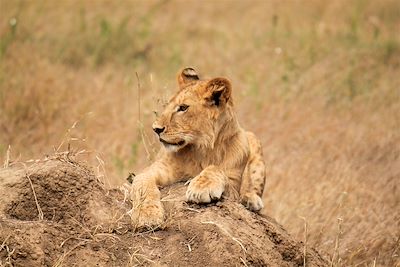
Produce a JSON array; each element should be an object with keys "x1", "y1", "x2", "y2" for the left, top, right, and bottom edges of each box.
[{"x1": 152, "y1": 68, "x2": 235, "y2": 152}]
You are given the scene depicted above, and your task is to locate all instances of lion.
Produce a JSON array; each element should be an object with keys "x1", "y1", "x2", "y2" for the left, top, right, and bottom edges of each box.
[{"x1": 130, "y1": 68, "x2": 267, "y2": 229}]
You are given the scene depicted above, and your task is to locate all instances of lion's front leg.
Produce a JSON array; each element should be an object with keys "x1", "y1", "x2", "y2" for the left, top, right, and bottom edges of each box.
[
  {"x1": 130, "y1": 175, "x2": 164, "y2": 230},
  {"x1": 186, "y1": 165, "x2": 227, "y2": 204},
  {"x1": 130, "y1": 158, "x2": 180, "y2": 230}
]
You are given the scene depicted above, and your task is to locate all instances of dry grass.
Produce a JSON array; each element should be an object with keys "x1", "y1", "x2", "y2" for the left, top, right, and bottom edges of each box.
[
  {"x1": 0, "y1": 235, "x2": 15, "y2": 267},
  {"x1": 0, "y1": 0, "x2": 399, "y2": 266}
]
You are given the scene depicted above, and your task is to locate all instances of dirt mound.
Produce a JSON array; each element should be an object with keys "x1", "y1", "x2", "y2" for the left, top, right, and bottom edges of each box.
[{"x1": 0, "y1": 160, "x2": 327, "y2": 266}]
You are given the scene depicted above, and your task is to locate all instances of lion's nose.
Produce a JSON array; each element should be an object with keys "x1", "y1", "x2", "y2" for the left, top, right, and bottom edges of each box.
[{"x1": 153, "y1": 126, "x2": 165, "y2": 135}]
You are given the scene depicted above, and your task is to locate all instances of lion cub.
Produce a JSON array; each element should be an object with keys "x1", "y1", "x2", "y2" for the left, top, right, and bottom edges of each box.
[{"x1": 130, "y1": 68, "x2": 266, "y2": 228}]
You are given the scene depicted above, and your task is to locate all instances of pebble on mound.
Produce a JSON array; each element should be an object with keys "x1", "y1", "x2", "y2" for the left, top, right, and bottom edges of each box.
[{"x1": 0, "y1": 160, "x2": 328, "y2": 266}]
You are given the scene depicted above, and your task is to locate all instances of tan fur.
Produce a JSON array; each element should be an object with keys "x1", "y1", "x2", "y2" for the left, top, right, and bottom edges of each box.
[{"x1": 130, "y1": 68, "x2": 266, "y2": 229}]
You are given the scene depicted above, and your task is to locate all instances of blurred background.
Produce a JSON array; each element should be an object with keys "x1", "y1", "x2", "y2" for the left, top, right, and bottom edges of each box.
[{"x1": 1, "y1": 0, "x2": 399, "y2": 266}]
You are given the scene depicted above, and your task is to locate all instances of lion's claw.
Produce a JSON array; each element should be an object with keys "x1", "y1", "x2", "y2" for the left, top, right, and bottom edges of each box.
[{"x1": 186, "y1": 175, "x2": 225, "y2": 204}]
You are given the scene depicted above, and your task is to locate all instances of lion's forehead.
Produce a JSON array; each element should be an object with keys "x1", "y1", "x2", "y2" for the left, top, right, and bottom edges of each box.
[{"x1": 168, "y1": 86, "x2": 202, "y2": 106}]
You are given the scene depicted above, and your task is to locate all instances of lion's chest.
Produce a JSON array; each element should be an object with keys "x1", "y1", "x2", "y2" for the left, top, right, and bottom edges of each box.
[{"x1": 177, "y1": 149, "x2": 231, "y2": 178}]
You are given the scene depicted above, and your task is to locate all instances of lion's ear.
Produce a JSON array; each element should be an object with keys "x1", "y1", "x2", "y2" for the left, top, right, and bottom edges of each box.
[
  {"x1": 177, "y1": 67, "x2": 199, "y2": 89},
  {"x1": 203, "y1": 77, "x2": 232, "y2": 107}
]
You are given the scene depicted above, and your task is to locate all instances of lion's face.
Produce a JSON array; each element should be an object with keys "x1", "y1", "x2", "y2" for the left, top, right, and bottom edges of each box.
[{"x1": 152, "y1": 68, "x2": 233, "y2": 152}]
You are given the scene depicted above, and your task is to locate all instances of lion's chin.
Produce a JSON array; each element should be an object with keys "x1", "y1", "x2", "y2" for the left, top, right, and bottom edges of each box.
[{"x1": 160, "y1": 139, "x2": 186, "y2": 153}]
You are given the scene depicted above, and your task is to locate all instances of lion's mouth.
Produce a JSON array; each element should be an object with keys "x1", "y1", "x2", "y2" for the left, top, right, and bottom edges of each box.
[{"x1": 159, "y1": 138, "x2": 185, "y2": 147}]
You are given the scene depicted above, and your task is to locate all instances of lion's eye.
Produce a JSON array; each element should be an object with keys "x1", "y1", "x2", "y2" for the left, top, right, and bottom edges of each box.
[{"x1": 177, "y1": 104, "x2": 189, "y2": 112}]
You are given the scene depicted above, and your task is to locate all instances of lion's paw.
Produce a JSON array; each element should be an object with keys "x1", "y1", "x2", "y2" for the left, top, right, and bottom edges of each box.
[
  {"x1": 131, "y1": 201, "x2": 164, "y2": 230},
  {"x1": 241, "y1": 192, "x2": 264, "y2": 212},
  {"x1": 186, "y1": 175, "x2": 225, "y2": 204}
]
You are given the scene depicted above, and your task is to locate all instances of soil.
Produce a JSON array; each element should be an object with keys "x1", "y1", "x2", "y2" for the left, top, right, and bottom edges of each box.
[{"x1": 0, "y1": 159, "x2": 328, "y2": 266}]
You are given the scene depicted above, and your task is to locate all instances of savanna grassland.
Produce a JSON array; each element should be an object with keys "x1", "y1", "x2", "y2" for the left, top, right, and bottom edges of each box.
[{"x1": 0, "y1": 0, "x2": 399, "y2": 266}]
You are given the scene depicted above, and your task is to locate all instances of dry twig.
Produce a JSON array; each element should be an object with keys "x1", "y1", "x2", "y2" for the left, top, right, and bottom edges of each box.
[{"x1": 201, "y1": 221, "x2": 247, "y2": 253}]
